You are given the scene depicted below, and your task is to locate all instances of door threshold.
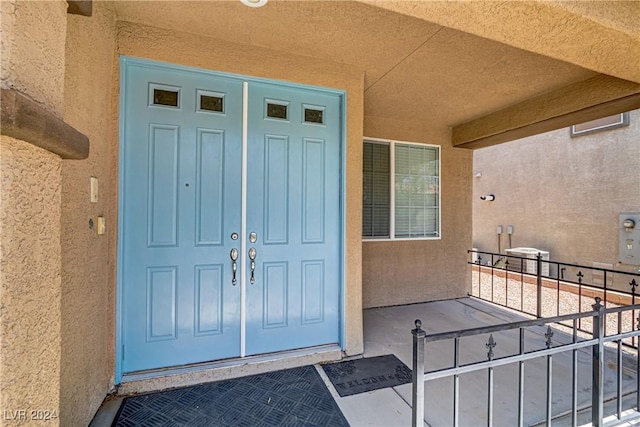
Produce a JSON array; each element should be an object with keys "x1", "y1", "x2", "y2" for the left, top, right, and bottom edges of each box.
[{"x1": 118, "y1": 344, "x2": 343, "y2": 395}]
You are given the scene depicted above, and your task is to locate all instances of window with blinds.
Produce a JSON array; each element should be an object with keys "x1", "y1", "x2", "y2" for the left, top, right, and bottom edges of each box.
[
  {"x1": 363, "y1": 142, "x2": 390, "y2": 237},
  {"x1": 363, "y1": 139, "x2": 440, "y2": 240}
]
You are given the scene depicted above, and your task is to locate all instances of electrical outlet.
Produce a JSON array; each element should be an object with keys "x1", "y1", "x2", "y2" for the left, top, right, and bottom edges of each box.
[{"x1": 97, "y1": 216, "x2": 106, "y2": 235}]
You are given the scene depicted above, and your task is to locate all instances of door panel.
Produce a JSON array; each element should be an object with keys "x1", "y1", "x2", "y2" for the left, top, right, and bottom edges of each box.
[
  {"x1": 147, "y1": 124, "x2": 179, "y2": 246},
  {"x1": 195, "y1": 129, "x2": 225, "y2": 246},
  {"x1": 194, "y1": 265, "x2": 224, "y2": 335},
  {"x1": 245, "y1": 82, "x2": 341, "y2": 355},
  {"x1": 263, "y1": 135, "x2": 290, "y2": 244},
  {"x1": 302, "y1": 138, "x2": 327, "y2": 243},
  {"x1": 121, "y1": 62, "x2": 243, "y2": 373}
]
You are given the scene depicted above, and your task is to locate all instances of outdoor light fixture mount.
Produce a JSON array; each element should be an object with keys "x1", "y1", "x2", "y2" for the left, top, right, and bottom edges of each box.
[{"x1": 240, "y1": 0, "x2": 268, "y2": 7}]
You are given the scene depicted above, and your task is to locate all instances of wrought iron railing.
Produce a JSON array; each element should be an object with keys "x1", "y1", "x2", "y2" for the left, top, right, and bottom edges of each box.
[
  {"x1": 469, "y1": 249, "x2": 640, "y2": 348},
  {"x1": 411, "y1": 299, "x2": 640, "y2": 427}
]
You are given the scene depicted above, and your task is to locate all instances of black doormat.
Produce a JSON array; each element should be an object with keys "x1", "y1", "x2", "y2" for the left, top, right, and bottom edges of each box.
[
  {"x1": 321, "y1": 354, "x2": 412, "y2": 397},
  {"x1": 112, "y1": 365, "x2": 349, "y2": 426}
]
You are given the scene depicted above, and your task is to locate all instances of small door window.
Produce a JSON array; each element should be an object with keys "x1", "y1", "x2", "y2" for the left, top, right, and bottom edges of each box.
[
  {"x1": 197, "y1": 90, "x2": 225, "y2": 114},
  {"x1": 303, "y1": 105, "x2": 325, "y2": 124},
  {"x1": 149, "y1": 84, "x2": 180, "y2": 109},
  {"x1": 266, "y1": 100, "x2": 289, "y2": 120}
]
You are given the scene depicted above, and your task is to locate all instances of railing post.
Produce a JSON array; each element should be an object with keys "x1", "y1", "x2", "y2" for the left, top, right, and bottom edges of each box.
[
  {"x1": 536, "y1": 253, "x2": 543, "y2": 318},
  {"x1": 412, "y1": 319, "x2": 426, "y2": 427},
  {"x1": 592, "y1": 297, "x2": 605, "y2": 427}
]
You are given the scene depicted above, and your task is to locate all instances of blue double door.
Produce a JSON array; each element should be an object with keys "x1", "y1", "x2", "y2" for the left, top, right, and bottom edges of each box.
[{"x1": 120, "y1": 58, "x2": 341, "y2": 374}]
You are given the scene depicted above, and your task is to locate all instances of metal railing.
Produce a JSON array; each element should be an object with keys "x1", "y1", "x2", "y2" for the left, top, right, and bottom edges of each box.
[
  {"x1": 469, "y1": 250, "x2": 640, "y2": 348},
  {"x1": 411, "y1": 299, "x2": 640, "y2": 427}
]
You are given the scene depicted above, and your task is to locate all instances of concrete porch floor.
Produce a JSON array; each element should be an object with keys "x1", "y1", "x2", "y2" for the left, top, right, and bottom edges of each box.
[{"x1": 91, "y1": 298, "x2": 640, "y2": 426}]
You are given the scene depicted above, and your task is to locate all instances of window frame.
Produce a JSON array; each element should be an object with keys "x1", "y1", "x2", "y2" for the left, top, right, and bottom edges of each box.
[
  {"x1": 363, "y1": 137, "x2": 441, "y2": 242},
  {"x1": 569, "y1": 112, "x2": 629, "y2": 137}
]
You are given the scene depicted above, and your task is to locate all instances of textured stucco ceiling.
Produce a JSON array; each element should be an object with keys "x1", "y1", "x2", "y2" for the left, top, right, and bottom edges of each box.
[
  {"x1": 110, "y1": 0, "x2": 629, "y2": 127},
  {"x1": 552, "y1": 1, "x2": 640, "y2": 38},
  {"x1": 363, "y1": 26, "x2": 596, "y2": 125},
  {"x1": 111, "y1": 1, "x2": 445, "y2": 88},
  {"x1": 362, "y1": 0, "x2": 640, "y2": 84}
]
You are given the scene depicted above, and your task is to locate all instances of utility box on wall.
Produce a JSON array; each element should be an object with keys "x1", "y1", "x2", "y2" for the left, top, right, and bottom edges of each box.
[{"x1": 619, "y1": 213, "x2": 640, "y2": 266}]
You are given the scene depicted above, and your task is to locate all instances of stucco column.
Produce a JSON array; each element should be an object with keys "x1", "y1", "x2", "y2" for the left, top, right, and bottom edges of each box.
[
  {"x1": 1, "y1": 0, "x2": 68, "y2": 424},
  {"x1": 0, "y1": 137, "x2": 63, "y2": 424}
]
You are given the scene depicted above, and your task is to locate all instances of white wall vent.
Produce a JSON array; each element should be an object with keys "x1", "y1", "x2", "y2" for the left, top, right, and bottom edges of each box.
[{"x1": 505, "y1": 247, "x2": 550, "y2": 276}]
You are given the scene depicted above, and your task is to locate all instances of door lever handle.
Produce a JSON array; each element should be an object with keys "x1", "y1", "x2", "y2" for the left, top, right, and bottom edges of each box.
[
  {"x1": 230, "y1": 248, "x2": 239, "y2": 286},
  {"x1": 248, "y1": 247, "x2": 257, "y2": 284}
]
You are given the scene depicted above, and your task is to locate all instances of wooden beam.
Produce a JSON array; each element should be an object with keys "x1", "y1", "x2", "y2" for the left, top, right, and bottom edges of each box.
[
  {"x1": 1, "y1": 89, "x2": 89, "y2": 159},
  {"x1": 67, "y1": 1, "x2": 92, "y2": 17},
  {"x1": 452, "y1": 75, "x2": 640, "y2": 149}
]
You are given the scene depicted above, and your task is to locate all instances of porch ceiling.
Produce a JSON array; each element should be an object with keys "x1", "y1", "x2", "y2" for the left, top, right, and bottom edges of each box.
[{"x1": 110, "y1": 0, "x2": 639, "y2": 145}]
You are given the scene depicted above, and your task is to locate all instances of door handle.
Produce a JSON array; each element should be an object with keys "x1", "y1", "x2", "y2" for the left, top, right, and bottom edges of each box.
[
  {"x1": 230, "y1": 248, "x2": 239, "y2": 286},
  {"x1": 248, "y1": 247, "x2": 257, "y2": 284}
]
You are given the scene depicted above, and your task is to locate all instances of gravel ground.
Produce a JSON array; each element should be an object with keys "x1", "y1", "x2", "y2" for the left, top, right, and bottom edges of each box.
[{"x1": 471, "y1": 269, "x2": 639, "y2": 348}]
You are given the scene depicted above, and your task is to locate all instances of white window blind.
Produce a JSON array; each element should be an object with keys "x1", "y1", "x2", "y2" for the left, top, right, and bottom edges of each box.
[
  {"x1": 362, "y1": 139, "x2": 440, "y2": 240},
  {"x1": 394, "y1": 143, "x2": 439, "y2": 238},
  {"x1": 362, "y1": 142, "x2": 390, "y2": 237}
]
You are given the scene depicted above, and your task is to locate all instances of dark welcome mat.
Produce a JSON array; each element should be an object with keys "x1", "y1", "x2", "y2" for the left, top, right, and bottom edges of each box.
[
  {"x1": 321, "y1": 354, "x2": 412, "y2": 397},
  {"x1": 112, "y1": 365, "x2": 349, "y2": 426}
]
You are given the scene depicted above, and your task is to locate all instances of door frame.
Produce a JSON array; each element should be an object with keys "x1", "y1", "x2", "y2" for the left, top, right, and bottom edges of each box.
[{"x1": 115, "y1": 56, "x2": 346, "y2": 384}]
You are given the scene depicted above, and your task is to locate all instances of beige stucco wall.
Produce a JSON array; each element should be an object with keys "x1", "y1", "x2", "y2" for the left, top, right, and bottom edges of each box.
[
  {"x1": 473, "y1": 109, "x2": 640, "y2": 273},
  {"x1": 115, "y1": 21, "x2": 365, "y2": 356},
  {"x1": 60, "y1": 3, "x2": 118, "y2": 425},
  {"x1": 0, "y1": 1, "x2": 633, "y2": 426},
  {"x1": 0, "y1": 136, "x2": 62, "y2": 425},
  {"x1": 0, "y1": 0, "x2": 68, "y2": 115},
  {"x1": 1, "y1": 0, "x2": 67, "y2": 424},
  {"x1": 362, "y1": 117, "x2": 473, "y2": 308}
]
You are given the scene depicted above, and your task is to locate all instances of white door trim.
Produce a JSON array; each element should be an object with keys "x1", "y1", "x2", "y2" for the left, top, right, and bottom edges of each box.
[{"x1": 240, "y1": 81, "x2": 249, "y2": 358}]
